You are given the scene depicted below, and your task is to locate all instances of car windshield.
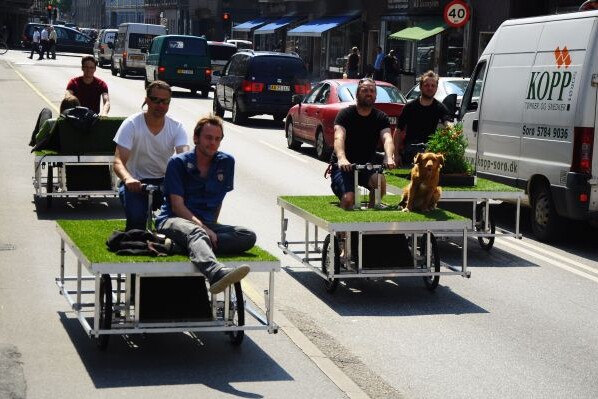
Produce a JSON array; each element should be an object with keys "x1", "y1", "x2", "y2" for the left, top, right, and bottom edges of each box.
[
  {"x1": 209, "y1": 45, "x2": 237, "y2": 61},
  {"x1": 443, "y1": 80, "x2": 469, "y2": 96},
  {"x1": 248, "y1": 56, "x2": 307, "y2": 79},
  {"x1": 165, "y1": 38, "x2": 207, "y2": 56},
  {"x1": 104, "y1": 32, "x2": 116, "y2": 43},
  {"x1": 338, "y1": 83, "x2": 406, "y2": 104}
]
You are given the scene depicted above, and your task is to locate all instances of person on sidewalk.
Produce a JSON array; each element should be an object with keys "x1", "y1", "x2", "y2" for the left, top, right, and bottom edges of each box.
[
  {"x1": 29, "y1": 27, "x2": 42, "y2": 60},
  {"x1": 40, "y1": 25, "x2": 49, "y2": 60},
  {"x1": 113, "y1": 80, "x2": 189, "y2": 231},
  {"x1": 65, "y1": 56, "x2": 110, "y2": 115},
  {"x1": 48, "y1": 26, "x2": 57, "y2": 59},
  {"x1": 373, "y1": 46, "x2": 385, "y2": 80},
  {"x1": 345, "y1": 46, "x2": 360, "y2": 79},
  {"x1": 156, "y1": 114, "x2": 255, "y2": 294}
]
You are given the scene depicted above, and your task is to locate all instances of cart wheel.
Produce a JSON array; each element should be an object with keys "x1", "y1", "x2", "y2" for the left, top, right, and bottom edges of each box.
[
  {"x1": 475, "y1": 203, "x2": 496, "y2": 251},
  {"x1": 228, "y1": 281, "x2": 245, "y2": 346},
  {"x1": 420, "y1": 234, "x2": 441, "y2": 291},
  {"x1": 97, "y1": 274, "x2": 113, "y2": 350},
  {"x1": 321, "y1": 234, "x2": 340, "y2": 293}
]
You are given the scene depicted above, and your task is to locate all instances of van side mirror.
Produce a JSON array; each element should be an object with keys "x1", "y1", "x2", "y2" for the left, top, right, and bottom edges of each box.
[
  {"x1": 468, "y1": 101, "x2": 478, "y2": 111},
  {"x1": 442, "y1": 93, "x2": 458, "y2": 119},
  {"x1": 292, "y1": 94, "x2": 304, "y2": 105}
]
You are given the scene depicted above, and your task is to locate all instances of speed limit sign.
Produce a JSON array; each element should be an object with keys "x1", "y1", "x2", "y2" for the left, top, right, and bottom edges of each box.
[{"x1": 444, "y1": 0, "x2": 471, "y2": 28}]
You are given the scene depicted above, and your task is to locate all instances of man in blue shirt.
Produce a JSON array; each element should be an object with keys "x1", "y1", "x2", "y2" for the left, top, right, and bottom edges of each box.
[
  {"x1": 373, "y1": 46, "x2": 384, "y2": 80},
  {"x1": 156, "y1": 114, "x2": 256, "y2": 294}
]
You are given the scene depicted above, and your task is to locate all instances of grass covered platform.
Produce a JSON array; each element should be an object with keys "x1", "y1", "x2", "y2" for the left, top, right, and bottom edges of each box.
[
  {"x1": 57, "y1": 219, "x2": 277, "y2": 264},
  {"x1": 278, "y1": 195, "x2": 467, "y2": 223},
  {"x1": 386, "y1": 168, "x2": 521, "y2": 192}
]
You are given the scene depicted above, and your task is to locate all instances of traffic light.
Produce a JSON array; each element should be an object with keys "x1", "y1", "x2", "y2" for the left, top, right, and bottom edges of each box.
[
  {"x1": 222, "y1": 12, "x2": 231, "y2": 22},
  {"x1": 47, "y1": 4, "x2": 53, "y2": 20}
]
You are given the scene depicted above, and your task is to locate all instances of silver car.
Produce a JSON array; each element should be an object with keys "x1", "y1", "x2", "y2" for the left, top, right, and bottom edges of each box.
[
  {"x1": 93, "y1": 29, "x2": 117, "y2": 67},
  {"x1": 405, "y1": 77, "x2": 470, "y2": 107}
]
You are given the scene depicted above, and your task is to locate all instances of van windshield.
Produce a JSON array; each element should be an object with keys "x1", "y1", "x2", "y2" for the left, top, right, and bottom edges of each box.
[
  {"x1": 129, "y1": 33, "x2": 159, "y2": 50},
  {"x1": 209, "y1": 45, "x2": 236, "y2": 62},
  {"x1": 165, "y1": 38, "x2": 208, "y2": 56},
  {"x1": 248, "y1": 57, "x2": 307, "y2": 79}
]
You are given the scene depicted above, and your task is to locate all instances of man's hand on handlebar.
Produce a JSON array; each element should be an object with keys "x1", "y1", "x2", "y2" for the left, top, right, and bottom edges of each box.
[
  {"x1": 384, "y1": 154, "x2": 396, "y2": 170},
  {"x1": 124, "y1": 177, "x2": 142, "y2": 193},
  {"x1": 337, "y1": 157, "x2": 353, "y2": 172}
]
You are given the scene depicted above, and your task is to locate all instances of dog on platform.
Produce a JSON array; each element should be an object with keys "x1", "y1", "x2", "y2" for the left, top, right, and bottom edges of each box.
[{"x1": 400, "y1": 152, "x2": 444, "y2": 212}]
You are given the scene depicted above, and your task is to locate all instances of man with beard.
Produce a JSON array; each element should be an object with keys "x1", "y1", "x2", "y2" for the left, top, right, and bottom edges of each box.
[
  {"x1": 155, "y1": 114, "x2": 255, "y2": 294},
  {"x1": 113, "y1": 80, "x2": 189, "y2": 230},
  {"x1": 330, "y1": 77, "x2": 396, "y2": 209},
  {"x1": 395, "y1": 70, "x2": 451, "y2": 165}
]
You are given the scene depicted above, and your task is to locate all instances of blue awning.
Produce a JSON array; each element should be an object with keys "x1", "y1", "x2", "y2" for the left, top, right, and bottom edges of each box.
[
  {"x1": 254, "y1": 17, "x2": 299, "y2": 35},
  {"x1": 287, "y1": 15, "x2": 357, "y2": 37},
  {"x1": 232, "y1": 18, "x2": 270, "y2": 33}
]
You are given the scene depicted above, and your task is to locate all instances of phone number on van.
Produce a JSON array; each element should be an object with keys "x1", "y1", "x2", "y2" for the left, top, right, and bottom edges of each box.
[{"x1": 522, "y1": 125, "x2": 569, "y2": 140}]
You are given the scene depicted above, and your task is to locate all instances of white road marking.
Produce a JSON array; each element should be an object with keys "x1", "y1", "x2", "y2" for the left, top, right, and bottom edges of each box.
[
  {"x1": 260, "y1": 140, "x2": 308, "y2": 163},
  {"x1": 498, "y1": 239, "x2": 598, "y2": 283},
  {"x1": 513, "y1": 238, "x2": 598, "y2": 276}
]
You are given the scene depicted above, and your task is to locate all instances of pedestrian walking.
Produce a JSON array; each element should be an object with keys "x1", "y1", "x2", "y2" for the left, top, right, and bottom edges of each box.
[
  {"x1": 374, "y1": 46, "x2": 384, "y2": 80},
  {"x1": 49, "y1": 26, "x2": 57, "y2": 59},
  {"x1": 345, "y1": 46, "x2": 360, "y2": 79},
  {"x1": 40, "y1": 25, "x2": 49, "y2": 60},
  {"x1": 383, "y1": 49, "x2": 399, "y2": 87},
  {"x1": 29, "y1": 27, "x2": 42, "y2": 59}
]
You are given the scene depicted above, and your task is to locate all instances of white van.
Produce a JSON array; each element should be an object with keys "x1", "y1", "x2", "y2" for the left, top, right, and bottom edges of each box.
[
  {"x1": 111, "y1": 23, "x2": 167, "y2": 78},
  {"x1": 460, "y1": 10, "x2": 598, "y2": 241},
  {"x1": 207, "y1": 41, "x2": 237, "y2": 85}
]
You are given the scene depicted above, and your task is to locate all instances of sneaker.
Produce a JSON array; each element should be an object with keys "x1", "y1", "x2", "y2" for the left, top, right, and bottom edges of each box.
[{"x1": 209, "y1": 265, "x2": 250, "y2": 295}]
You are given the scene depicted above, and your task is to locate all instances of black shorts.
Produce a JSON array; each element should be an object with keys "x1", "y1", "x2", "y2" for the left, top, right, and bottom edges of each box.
[{"x1": 330, "y1": 165, "x2": 376, "y2": 199}]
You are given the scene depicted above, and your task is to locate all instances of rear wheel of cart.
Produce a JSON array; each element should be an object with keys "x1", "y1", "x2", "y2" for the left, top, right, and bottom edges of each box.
[
  {"x1": 322, "y1": 234, "x2": 340, "y2": 293},
  {"x1": 420, "y1": 234, "x2": 440, "y2": 291},
  {"x1": 97, "y1": 274, "x2": 113, "y2": 350},
  {"x1": 228, "y1": 281, "x2": 245, "y2": 346},
  {"x1": 475, "y1": 202, "x2": 495, "y2": 250}
]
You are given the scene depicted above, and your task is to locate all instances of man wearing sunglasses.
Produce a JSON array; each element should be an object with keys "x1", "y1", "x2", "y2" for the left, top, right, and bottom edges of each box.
[{"x1": 113, "y1": 80, "x2": 189, "y2": 231}]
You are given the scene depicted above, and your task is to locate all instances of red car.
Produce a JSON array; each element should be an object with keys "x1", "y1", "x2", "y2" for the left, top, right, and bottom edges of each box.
[{"x1": 285, "y1": 79, "x2": 407, "y2": 160}]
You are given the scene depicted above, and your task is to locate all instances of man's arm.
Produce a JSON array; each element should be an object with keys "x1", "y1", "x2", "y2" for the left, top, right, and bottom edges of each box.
[
  {"x1": 393, "y1": 128, "x2": 405, "y2": 166},
  {"x1": 100, "y1": 92, "x2": 110, "y2": 116},
  {"x1": 175, "y1": 144, "x2": 190, "y2": 153},
  {"x1": 113, "y1": 145, "x2": 142, "y2": 193},
  {"x1": 170, "y1": 194, "x2": 219, "y2": 247},
  {"x1": 380, "y1": 128, "x2": 396, "y2": 169},
  {"x1": 333, "y1": 124, "x2": 352, "y2": 171}
]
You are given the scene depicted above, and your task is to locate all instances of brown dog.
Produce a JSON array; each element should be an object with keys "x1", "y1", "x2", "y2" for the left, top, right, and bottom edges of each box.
[{"x1": 400, "y1": 152, "x2": 444, "y2": 212}]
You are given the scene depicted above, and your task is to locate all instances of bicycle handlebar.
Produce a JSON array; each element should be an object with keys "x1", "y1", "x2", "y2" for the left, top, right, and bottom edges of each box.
[{"x1": 141, "y1": 184, "x2": 159, "y2": 193}]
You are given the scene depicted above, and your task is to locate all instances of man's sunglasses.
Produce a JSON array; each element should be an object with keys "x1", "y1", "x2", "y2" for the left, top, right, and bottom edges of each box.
[{"x1": 148, "y1": 96, "x2": 171, "y2": 105}]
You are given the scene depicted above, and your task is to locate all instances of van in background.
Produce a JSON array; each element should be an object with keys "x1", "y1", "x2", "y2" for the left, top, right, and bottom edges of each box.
[
  {"x1": 207, "y1": 41, "x2": 237, "y2": 86},
  {"x1": 146, "y1": 35, "x2": 212, "y2": 98},
  {"x1": 459, "y1": 10, "x2": 598, "y2": 241},
  {"x1": 111, "y1": 23, "x2": 167, "y2": 78}
]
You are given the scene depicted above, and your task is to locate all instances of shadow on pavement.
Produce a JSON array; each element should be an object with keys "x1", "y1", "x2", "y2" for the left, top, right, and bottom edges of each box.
[
  {"x1": 33, "y1": 196, "x2": 124, "y2": 220},
  {"x1": 57, "y1": 312, "x2": 292, "y2": 395}
]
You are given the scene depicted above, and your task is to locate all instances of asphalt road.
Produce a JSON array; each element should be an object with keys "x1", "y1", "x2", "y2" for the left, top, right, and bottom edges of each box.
[{"x1": 1, "y1": 50, "x2": 598, "y2": 399}]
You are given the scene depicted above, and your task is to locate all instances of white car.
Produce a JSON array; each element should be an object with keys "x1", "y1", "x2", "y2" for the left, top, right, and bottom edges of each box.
[{"x1": 404, "y1": 77, "x2": 470, "y2": 106}]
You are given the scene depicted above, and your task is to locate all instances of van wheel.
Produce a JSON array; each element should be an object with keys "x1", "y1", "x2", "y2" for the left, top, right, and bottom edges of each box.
[
  {"x1": 273, "y1": 113, "x2": 285, "y2": 123},
  {"x1": 316, "y1": 129, "x2": 331, "y2": 161},
  {"x1": 286, "y1": 120, "x2": 301, "y2": 150},
  {"x1": 213, "y1": 96, "x2": 224, "y2": 117},
  {"x1": 531, "y1": 184, "x2": 559, "y2": 242},
  {"x1": 111, "y1": 61, "x2": 117, "y2": 76},
  {"x1": 119, "y1": 62, "x2": 126, "y2": 78},
  {"x1": 231, "y1": 98, "x2": 246, "y2": 125},
  {"x1": 201, "y1": 90, "x2": 209, "y2": 98},
  {"x1": 144, "y1": 77, "x2": 150, "y2": 89}
]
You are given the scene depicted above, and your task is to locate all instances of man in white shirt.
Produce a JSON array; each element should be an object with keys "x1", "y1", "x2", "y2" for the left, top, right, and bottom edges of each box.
[
  {"x1": 113, "y1": 80, "x2": 189, "y2": 230},
  {"x1": 40, "y1": 25, "x2": 49, "y2": 60},
  {"x1": 28, "y1": 27, "x2": 42, "y2": 60}
]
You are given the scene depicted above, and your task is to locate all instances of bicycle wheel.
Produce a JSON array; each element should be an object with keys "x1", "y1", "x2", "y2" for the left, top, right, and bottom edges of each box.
[{"x1": 0, "y1": 42, "x2": 8, "y2": 55}]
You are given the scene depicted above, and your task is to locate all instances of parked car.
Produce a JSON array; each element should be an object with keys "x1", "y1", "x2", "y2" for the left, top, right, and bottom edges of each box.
[
  {"x1": 285, "y1": 79, "x2": 407, "y2": 160},
  {"x1": 213, "y1": 50, "x2": 310, "y2": 125},
  {"x1": 146, "y1": 35, "x2": 212, "y2": 97},
  {"x1": 81, "y1": 28, "x2": 98, "y2": 41},
  {"x1": 207, "y1": 41, "x2": 238, "y2": 86},
  {"x1": 111, "y1": 23, "x2": 167, "y2": 78},
  {"x1": 21, "y1": 23, "x2": 94, "y2": 54},
  {"x1": 404, "y1": 77, "x2": 469, "y2": 106},
  {"x1": 93, "y1": 28, "x2": 118, "y2": 67}
]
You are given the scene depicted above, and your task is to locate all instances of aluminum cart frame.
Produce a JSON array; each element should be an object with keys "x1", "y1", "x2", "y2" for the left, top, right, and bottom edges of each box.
[
  {"x1": 55, "y1": 221, "x2": 279, "y2": 350},
  {"x1": 277, "y1": 196, "x2": 471, "y2": 293}
]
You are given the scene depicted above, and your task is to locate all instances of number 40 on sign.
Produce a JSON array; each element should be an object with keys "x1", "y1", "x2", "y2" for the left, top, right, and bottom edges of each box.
[{"x1": 444, "y1": 0, "x2": 471, "y2": 28}]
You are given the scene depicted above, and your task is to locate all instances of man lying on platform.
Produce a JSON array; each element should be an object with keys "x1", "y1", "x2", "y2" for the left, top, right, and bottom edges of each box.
[{"x1": 155, "y1": 114, "x2": 255, "y2": 295}]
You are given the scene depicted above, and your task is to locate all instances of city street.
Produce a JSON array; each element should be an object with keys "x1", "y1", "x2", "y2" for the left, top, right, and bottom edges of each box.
[{"x1": 1, "y1": 50, "x2": 598, "y2": 399}]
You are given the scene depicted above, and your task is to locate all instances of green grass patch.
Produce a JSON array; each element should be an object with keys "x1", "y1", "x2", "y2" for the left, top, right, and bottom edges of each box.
[
  {"x1": 57, "y1": 219, "x2": 277, "y2": 264},
  {"x1": 280, "y1": 195, "x2": 466, "y2": 223},
  {"x1": 386, "y1": 168, "x2": 521, "y2": 192}
]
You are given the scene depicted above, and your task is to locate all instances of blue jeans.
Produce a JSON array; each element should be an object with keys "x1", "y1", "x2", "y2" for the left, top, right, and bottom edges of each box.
[
  {"x1": 157, "y1": 217, "x2": 257, "y2": 282},
  {"x1": 118, "y1": 177, "x2": 164, "y2": 231}
]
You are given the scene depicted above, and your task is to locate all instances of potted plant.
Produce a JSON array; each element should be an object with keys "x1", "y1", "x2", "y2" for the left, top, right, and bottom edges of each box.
[{"x1": 426, "y1": 123, "x2": 476, "y2": 186}]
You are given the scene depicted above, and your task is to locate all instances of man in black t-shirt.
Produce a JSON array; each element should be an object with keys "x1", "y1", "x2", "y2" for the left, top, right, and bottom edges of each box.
[
  {"x1": 330, "y1": 78, "x2": 396, "y2": 209},
  {"x1": 395, "y1": 70, "x2": 451, "y2": 165}
]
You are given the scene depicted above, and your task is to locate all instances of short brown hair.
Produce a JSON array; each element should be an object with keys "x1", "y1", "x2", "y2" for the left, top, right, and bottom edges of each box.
[
  {"x1": 60, "y1": 94, "x2": 80, "y2": 113},
  {"x1": 194, "y1": 114, "x2": 224, "y2": 137},
  {"x1": 81, "y1": 55, "x2": 97, "y2": 67},
  {"x1": 418, "y1": 70, "x2": 439, "y2": 88}
]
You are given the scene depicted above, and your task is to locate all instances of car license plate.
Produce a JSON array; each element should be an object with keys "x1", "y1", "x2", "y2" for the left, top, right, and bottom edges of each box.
[
  {"x1": 177, "y1": 69, "x2": 194, "y2": 75},
  {"x1": 269, "y1": 84, "x2": 290, "y2": 92},
  {"x1": 129, "y1": 54, "x2": 144, "y2": 61},
  {"x1": 388, "y1": 116, "x2": 397, "y2": 124}
]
